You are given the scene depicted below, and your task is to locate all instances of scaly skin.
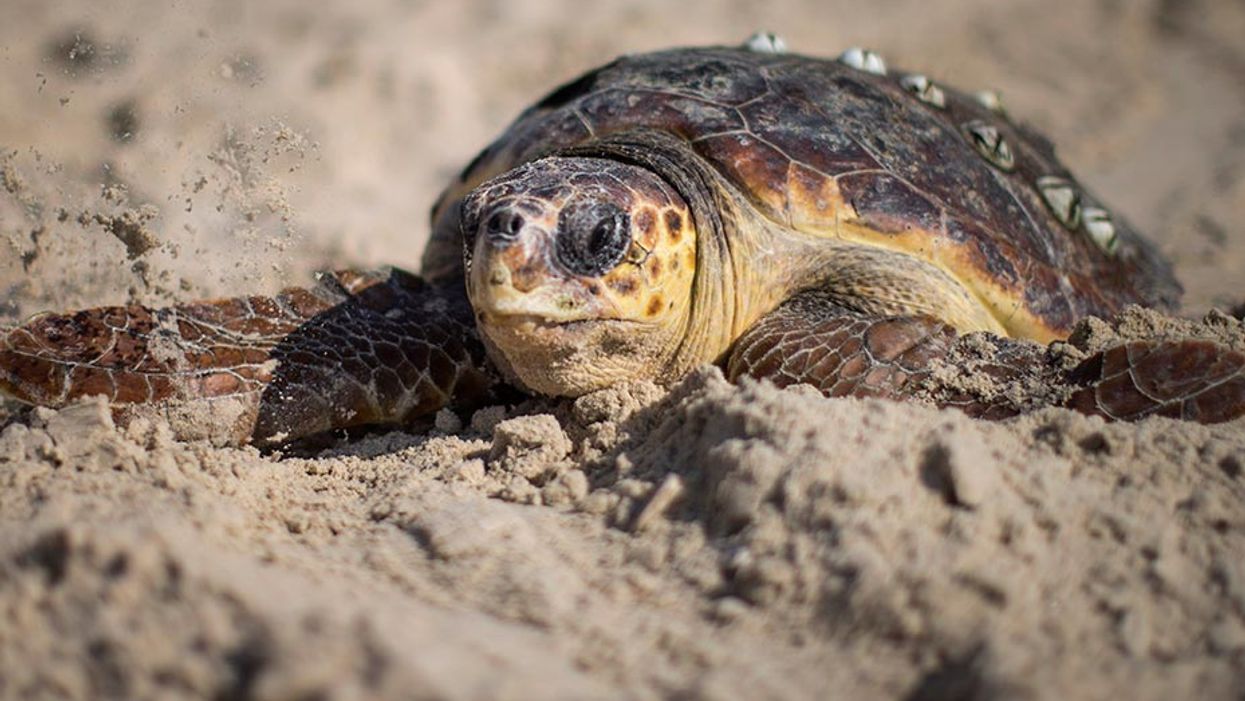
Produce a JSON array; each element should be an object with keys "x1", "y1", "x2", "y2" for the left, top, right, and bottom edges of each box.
[
  {"x1": 1065, "y1": 340, "x2": 1245, "y2": 422},
  {"x1": 1, "y1": 270, "x2": 494, "y2": 445},
  {"x1": 727, "y1": 293, "x2": 1245, "y2": 423}
]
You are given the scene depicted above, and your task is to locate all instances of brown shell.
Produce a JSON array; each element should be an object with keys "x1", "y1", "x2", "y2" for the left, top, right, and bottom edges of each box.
[{"x1": 425, "y1": 47, "x2": 1181, "y2": 339}]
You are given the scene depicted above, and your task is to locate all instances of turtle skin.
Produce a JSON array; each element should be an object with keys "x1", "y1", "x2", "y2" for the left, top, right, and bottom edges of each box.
[
  {"x1": 0, "y1": 270, "x2": 492, "y2": 444},
  {"x1": 2, "y1": 44, "x2": 1243, "y2": 445}
]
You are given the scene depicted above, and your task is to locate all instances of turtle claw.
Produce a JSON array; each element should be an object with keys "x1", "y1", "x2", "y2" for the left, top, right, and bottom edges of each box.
[{"x1": 1066, "y1": 340, "x2": 1245, "y2": 423}]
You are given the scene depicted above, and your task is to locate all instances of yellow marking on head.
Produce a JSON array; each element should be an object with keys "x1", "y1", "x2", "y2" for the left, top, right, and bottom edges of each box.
[
  {"x1": 589, "y1": 200, "x2": 698, "y2": 321},
  {"x1": 634, "y1": 206, "x2": 659, "y2": 249}
]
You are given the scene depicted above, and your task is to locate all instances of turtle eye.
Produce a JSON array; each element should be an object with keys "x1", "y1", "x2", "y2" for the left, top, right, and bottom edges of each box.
[{"x1": 556, "y1": 202, "x2": 631, "y2": 276}]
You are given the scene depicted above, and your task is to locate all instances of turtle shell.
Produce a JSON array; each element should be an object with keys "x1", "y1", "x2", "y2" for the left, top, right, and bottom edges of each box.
[{"x1": 425, "y1": 47, "x2": 1181, "y2": 342}]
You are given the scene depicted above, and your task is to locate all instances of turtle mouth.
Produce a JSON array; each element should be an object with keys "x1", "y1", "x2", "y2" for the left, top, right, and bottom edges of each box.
[
  {"x1": 475, "y1": 309, "x2": 660, "y2": 398},
  {"x1": 479, "y1": 311, "x2": 637, "y2": 333}
]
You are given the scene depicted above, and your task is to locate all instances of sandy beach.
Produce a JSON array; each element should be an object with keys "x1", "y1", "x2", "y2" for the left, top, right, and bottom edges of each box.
[{"x1": 2, "y1": 1, "x2": 1244, "y2": 699}]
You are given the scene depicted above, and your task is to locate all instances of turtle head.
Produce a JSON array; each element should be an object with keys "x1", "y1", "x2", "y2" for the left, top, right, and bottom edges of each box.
[{"x1": 462, "y1": 156, "x2": 696, "y2": 396}]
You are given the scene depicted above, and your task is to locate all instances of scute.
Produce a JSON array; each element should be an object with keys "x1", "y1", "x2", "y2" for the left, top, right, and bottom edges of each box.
[
  {"x1": 835, "y1": 172, "x2": 943, "y2": 235},
  {"x1": 578, "y1": 90, "x2": 743, "y2": 140},
  {"x1": 425, "y1": 46, "x2": 1181, "y2": 341},
  {"x1": 608, "y1": 51, "x2": 770, "y2": 106}
]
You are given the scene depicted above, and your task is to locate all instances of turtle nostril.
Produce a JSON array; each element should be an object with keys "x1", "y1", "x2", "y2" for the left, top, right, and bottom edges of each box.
[{"x1": 484, "y1": 209, "x2": 525, "y2": 241}]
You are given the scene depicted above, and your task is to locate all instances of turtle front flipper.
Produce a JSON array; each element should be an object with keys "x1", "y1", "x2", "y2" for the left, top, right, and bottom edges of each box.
[
  {"x1": 0, "y1": 269, "x2": 496, "y2": 446},
  {"x1": 726, "y1": 291, "x2": 1245, "y2": 424}
]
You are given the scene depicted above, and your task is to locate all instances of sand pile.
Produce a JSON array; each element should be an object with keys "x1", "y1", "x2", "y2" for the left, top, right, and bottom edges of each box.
[{"x1": 2, "y1": 369, "x2": 1243, "y2": 699}]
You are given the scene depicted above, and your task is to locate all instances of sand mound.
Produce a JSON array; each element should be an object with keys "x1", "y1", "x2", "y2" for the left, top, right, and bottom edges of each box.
[{"x1": 2, "y1": 368, "x2": 1244, "y2": 699}]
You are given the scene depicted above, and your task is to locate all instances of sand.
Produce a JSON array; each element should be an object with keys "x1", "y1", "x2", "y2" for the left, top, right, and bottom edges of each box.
[{"x1": 2, "y1": 1, "x2": 1245, "y2": 699}]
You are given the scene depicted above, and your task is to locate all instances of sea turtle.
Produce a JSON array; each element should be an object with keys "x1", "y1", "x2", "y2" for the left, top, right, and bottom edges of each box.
[{"x1": 2, "y1": 38, "x2": 1243, "y2": 446}]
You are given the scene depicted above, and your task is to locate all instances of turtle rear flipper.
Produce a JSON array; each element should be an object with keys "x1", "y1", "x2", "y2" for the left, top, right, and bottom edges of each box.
[
  {"x1": 1065, "y1": 340, "x2": 1245, "y2": 422},
  {"x1": 726, "y1": 291, "x2": 1245, "y2": 424},
  {"x1": 1, "y1": 270, "x2": 495, "y2": 446}
]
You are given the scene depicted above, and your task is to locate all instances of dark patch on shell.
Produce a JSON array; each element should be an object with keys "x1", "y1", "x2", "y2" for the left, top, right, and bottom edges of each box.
[
  {"x1": 946, "y1": 219, "x2": 1020, "y2": 287},
  {"x1": 620, "y1": 54, "x2": 769, "y2": 105},
  {"x1": 738, "y1": 93, "x2": 880, "y2": 174},
  {"x1": 1022, "y1": 265, "x2": 1077, "y2": 332},
  {"x1": 578, "y1": 89, "x2": 742, "y2": 140},
  {"x1": 837, "y1": 172, "x2": 942, "y2": 234}
]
